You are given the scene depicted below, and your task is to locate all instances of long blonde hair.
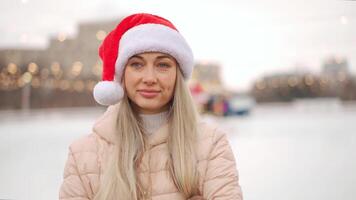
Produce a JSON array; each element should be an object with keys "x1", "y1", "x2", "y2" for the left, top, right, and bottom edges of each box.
[{"x1": 94, "y1": 69, "x2": 200, "y2": 200}]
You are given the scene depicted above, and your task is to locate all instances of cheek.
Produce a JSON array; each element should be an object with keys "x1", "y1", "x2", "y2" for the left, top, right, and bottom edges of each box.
[
  {"x1": 162, "y1": 74, "x2": 176, "y2": 95},
  {"x1": 123, "y1": 71, "x2": 137, "y2": 97}
]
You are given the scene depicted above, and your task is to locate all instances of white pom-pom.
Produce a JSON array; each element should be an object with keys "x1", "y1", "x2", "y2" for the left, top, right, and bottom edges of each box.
[{"x1": 93, "y1": 81, "x2": 124, "y2": 106}]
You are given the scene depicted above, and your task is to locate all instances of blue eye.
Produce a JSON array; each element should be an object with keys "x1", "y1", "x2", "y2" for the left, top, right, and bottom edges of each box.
[
  {"x1": 158, "y1": 63, "x2": 170, "y2": 68},
  {"x1": 130, "y1": 62, "x2": 143, "y2": 68}
]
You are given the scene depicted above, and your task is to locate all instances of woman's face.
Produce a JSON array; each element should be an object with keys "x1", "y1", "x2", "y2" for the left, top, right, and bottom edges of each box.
[{"x1": 123, "y1": 52, "x2": 177, "y2": 114}]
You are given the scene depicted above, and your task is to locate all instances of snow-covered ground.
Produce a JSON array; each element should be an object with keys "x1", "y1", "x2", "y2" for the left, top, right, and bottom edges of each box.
[{"x1": 1, "y1": 103, "x2": 356, "y2": 200}]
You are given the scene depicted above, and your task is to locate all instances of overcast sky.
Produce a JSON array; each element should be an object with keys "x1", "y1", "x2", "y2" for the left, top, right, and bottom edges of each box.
[{"x1": 1, "y1": 0, "x2": 355, "y2": 91}]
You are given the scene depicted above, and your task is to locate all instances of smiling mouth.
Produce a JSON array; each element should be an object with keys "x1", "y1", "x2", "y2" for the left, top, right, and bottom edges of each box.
[{"x1": 138, "y1": 90, "x2": 160, "y2": 98}]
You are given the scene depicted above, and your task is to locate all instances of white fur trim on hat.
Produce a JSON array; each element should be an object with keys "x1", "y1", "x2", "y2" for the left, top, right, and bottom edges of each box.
[
  {"x1": 93, "y1": 81, "x2": 124, "y2": 106},
  {"x1": 115, "y1": 23, "x2": 194, "y2": 82}
]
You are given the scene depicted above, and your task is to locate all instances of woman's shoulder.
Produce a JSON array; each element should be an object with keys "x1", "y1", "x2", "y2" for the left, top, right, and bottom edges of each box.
[
  {"x1": 195, "y1": 121, "x2": 230, "y2": 161},
  {"x1": 197, "y1": 121, "x2": 227, "y2": 142},
  {"x1": 64, "y1": 133, "x2": 104, "y2": 182},
  {"x1": 68, "y1": 133, "x2": 99, "y2": 154}
]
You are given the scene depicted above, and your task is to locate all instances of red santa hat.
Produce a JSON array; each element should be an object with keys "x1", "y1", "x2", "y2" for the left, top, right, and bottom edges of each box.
[{"x1": 93, "y1": 13, "x2": 194, "y2": 106}]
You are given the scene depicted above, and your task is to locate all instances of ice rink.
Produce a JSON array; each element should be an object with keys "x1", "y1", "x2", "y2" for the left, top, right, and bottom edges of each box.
[{"x1": 1, "y1": 103, "x2": 356, "y2": 200}]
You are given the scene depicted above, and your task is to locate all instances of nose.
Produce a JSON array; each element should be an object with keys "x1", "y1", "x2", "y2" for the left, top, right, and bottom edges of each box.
[{"x1": 142, "y1": 66, "x2": 157, "y2": 85}]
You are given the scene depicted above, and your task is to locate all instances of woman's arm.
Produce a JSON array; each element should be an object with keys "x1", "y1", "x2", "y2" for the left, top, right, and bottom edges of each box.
[
  {"x1": 203, "y1": 129, "x2": 243, "y2": 200},
  {"x1": 59, "y1": 147, "x2": 90, "y2": 200}
]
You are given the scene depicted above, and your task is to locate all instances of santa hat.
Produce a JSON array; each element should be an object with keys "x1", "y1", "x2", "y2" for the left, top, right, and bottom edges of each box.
[{"x1": 93, "y1": 13, "x2": 194, "y2": 106}]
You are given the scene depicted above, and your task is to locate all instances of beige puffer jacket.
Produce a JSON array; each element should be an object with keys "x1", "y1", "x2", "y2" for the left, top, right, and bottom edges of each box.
[{"x1": 59, "y1": 104, "x2": 243, "y2": 200}]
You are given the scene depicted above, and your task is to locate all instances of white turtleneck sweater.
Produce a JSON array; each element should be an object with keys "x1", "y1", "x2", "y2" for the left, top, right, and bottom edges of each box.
[{"x1": 139, "y1": 111, "x2": 169, "y2": 135}]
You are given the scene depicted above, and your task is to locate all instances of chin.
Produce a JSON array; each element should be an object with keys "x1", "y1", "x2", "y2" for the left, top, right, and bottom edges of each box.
[{"x1": 137, "y1": 101, "x2": 161, "y2": 111}]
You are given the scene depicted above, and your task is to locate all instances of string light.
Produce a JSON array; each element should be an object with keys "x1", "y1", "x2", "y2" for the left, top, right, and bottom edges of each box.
[
  {"x1": 51, "y1": 62, "x2": 61, "y2": 74},
  {"x1": 28, "y1": 62, "x2": 38, "y2": 74},
  {"x1": 22, "y1": 72, "x2": 32, "y2": 84},
  {"x1": 73, "y1": 80, "x2": 85, "y2": 92},
  {"x1": 31, "y1": 77, "x2": 41, "y2": 88},
  {"x1": 7, "y1": 63, "x2": 17, "y2": 75},
  {"x1": 92, "y1": 62, "x2": 102, "y2": 77},
  {"x1": 59, "y1": 80, "x2": 70, "y2": 91},
  {"x1": 319, "y1": 75, "x2": 329, "y2": 87},
  {"x1": 256, "y1": 80, "x2": 266, "y2": 90},
  {"x1": 288, "y1": 77, "x2": 299, "y2": 87},
  {"x1": 58, "y1": 33, "x2": 67, "y2": 42},
  {"x1": 4, "y1": 79, "x2": 12, "y2": 90},
  {"x1": 86, "y1": 80, "x2": 96, "y2": 92},
  {"x1": 96, "y1": 30, "x2": 107, "y2": 41},
  {"x1": 51, "y1": 62, "x2": 63, "y2": 79},
  {"x1": 17, "y1": 78, "x2": 25, "y2": 88},
  {"x1": 71, "y1": 61, "x2": 83, "y2": 76},
  {"x1": 304, "y1": 75, "x2": 314, "y2": 86}
]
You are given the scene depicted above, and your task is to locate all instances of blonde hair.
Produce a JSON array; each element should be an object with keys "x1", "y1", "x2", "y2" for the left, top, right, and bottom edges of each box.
[{"x1": 94, "y1": 69, "x2": 200, "y2": 200}]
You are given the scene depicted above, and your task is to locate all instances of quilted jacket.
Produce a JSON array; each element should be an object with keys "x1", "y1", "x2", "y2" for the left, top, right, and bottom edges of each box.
[{"x1": 59, "y1": 104, "x2": 243, "y2": 200}]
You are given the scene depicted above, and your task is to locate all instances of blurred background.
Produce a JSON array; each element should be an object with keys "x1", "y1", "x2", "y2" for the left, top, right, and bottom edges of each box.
[{"x1": 1, "y1": 0, "x2": 356, "y2": 199}]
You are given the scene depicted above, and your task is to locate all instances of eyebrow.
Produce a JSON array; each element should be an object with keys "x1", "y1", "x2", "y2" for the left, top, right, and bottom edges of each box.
[
  {"x1": 129, "y1": 55, "x2": 143, "y2": 60},
  {"x1": 129, "y1": 55, "x2": 174, "y2": 60},
  {"x1": 156, "y1": 55, "x2": 174, "y2": 60}
]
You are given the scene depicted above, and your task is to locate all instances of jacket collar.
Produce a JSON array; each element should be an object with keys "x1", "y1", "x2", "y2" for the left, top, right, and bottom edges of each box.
[{"x1": 92, "y1": 103, "x2": 169, "y2": 146}]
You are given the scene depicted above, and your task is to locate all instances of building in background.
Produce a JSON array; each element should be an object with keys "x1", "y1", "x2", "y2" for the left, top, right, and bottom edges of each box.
[
  {"x1": 322, "y1": 56, "x2": 349, "y2": 76},
  {"x1": 0, "y1": 18, "x2": 252, "y2": 115},
  {"x1": 251, "y1": 56, "x2": 356, "y2": 103},
  {"x1": 3, "y1": 19, "x2": 353, "y2": 111},
  {"x1": 191, "y1": 61, "x2": 223, "y2": 94},
  {"x1": 0, "y1": 19, "x2": 120, "y2": 109}
]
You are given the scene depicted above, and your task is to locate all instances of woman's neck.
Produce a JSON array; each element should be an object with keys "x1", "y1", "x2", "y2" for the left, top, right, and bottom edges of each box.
[{"x1": 139, "y1": 110, "x2": 169, "y2": 135}]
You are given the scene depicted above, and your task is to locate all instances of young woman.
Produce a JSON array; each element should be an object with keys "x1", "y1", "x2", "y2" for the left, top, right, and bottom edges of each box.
[{"x1": 59, "y1": 13, "x2": 243, "y2": 200}]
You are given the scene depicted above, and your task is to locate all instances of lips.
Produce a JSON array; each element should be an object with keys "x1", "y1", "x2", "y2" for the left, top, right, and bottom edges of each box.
[{"x1": 138, "y1": 89, "x2": 160, "y2": 98}]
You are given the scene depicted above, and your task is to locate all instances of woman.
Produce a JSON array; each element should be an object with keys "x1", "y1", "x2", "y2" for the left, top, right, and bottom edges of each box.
[{"x1": 59, "y1": 13, "x2": 243, "y2": 200}]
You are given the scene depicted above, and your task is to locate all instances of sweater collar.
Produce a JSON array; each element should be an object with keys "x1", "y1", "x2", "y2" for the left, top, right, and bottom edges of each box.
[
  {"x1": 92, "y1": 103, "x2": 169, "y2": 146},
  {"x1": 139, "y1": 110, "x2": 169, "y2": 135}
]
